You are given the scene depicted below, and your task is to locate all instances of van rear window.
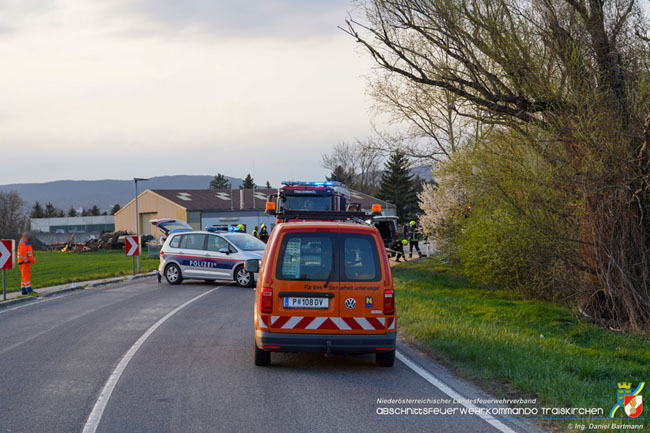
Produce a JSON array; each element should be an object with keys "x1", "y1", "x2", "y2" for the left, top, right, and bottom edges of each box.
[
  {"x1": 342, "y1": 235, "x2": 381, "y2": 282},
  {"x1": 276, "y1": 233, "x2": 334, "y2": 281},
  {"x1": 275, "y1": 232, "x2": 381, "y2": 282}
]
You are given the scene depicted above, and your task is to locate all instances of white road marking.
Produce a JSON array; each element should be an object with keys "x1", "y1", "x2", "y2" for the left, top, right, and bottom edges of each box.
[
  {"x1": 82, "y1": 287, "x2": 219, "y2": 433},
  {"x1": 396, "y1": 351, "x2": 517, "y2": 433},
  {"x1": 0, "y1": 292, "x2": 78, "y2": 315}
]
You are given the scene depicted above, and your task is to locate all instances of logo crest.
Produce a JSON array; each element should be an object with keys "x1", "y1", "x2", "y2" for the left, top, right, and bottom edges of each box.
[
  {"x1": 624, "y1": 395, "x2": 642, "y2": 418},
  {"x1": 365, "y1": 296, "x2": 373, "y2": 307},
  {"x1": 610, "y1": 382, "x2": 645, "y2": 418},
  {"x1": 345, "y1": 298, "x2": 356, "y2": 309}
]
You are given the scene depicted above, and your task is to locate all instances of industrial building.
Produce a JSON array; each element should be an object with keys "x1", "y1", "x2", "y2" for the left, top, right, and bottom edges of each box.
[
  {"x1": 30, "y1": 215, "x2": 116, "y2": 246},
  {"x1": 31, "y1": 215, "x2": 115, "y2": 234},
  {"x1": 114, "y1": 188, "x2": 391, "y2": 237}
]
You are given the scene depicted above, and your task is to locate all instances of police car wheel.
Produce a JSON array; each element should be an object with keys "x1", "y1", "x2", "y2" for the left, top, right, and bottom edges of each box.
[
  {"x1": 235, "y1": 266, "x2": 253, "y2": 287},
  {"x1": 165, "y1": 264, "x2": 183, "y2": 285},
  {"x1": 254, "y1": 344, "x2": 271, "y2": 366},
  {"x1": 376, "y1": 350, "x2": 395, "y2": 367}
]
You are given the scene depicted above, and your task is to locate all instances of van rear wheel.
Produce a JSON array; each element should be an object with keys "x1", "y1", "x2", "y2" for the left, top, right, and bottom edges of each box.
[
  {"x1": 254, "y1": 344, "x2": 271, "y2": 366},
  {"x1": 376, "y1": 350, "x2": 395, "y2": 367}
]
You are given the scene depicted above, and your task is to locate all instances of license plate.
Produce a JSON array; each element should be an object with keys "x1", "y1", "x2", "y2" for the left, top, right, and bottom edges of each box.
[{"x1": 283, "y1": 297, "x2": 329, "y2": 309}]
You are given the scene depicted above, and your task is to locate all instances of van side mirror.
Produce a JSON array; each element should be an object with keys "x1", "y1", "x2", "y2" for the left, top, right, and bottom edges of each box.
[
  {"x1": 218, "y1": 247, "x2": 230, "y2": 255},
  {"x1": 245, "y1": 259, "x2": 259, "y2": 273}
]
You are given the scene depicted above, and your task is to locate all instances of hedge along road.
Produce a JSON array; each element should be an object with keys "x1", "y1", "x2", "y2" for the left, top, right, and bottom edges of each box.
[{"x1": 0, "y1": 279, "x2": 543, "y2": 433}]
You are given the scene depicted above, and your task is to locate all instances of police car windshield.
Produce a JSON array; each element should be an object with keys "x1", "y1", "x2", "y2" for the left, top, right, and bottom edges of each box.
[
  {"x1": 283, "y1": 195, "x2": 332, "y2": 211},
  {"x1": 226, "y1": 234, "x2": 266, "y2": 251}
]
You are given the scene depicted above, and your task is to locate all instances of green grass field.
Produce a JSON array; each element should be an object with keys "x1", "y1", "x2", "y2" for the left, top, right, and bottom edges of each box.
[
  {"x1": 1, "y1": 250, "x2": 159, "y2": 293},
  {"x1": 393, "y1": 258, "x2": 649, "y2": 432}
]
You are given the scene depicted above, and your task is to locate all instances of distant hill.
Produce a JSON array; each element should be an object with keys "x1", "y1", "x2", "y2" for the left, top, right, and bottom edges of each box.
[
  {"x1": 0, "y1": 175, "x2": 243, "y2": 212},
  {"x1": 410, "y1": 166, "x2": 434, "y2": 183}
]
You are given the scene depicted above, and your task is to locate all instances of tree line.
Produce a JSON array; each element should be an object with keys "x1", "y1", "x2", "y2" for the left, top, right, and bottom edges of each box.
[
  {"x1": 321, "y1": 141, "x2": 425, "y2": 222},
  {"x1": 343, "y1": 0, "x2": 650, "y2": 331},
  {"x1": 30, "y1": 202, "x2": 121, "y2": 218},
  {"x1": 209, "y1": 174, "x2": 271, "y2": 190}
]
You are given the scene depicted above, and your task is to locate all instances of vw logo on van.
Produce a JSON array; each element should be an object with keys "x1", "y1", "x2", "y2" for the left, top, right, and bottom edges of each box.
[{"x1": 344, "y1": 298, "x2": 357, "y2": 309}]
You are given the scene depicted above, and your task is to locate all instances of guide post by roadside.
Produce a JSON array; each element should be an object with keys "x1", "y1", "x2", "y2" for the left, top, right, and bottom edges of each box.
[
  {"x1": 125, "y1": 235, "x2": 140, "y2": 276},
  {"x1": 133, "y1": 177, "x2": 149, "y2": 273},
  {"x1": 0, "y1": 239, "x2": 15, "y2": 301}
]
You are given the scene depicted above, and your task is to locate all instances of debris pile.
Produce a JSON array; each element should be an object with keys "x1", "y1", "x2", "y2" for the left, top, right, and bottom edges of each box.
[{"x1": 60, "y1": 231, "x2": 129, "y2": 252}]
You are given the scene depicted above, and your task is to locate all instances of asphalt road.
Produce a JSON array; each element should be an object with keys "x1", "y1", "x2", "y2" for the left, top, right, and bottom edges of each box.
[{"x1": 0, "y1": 279, "x2": 543, "y2": 433}]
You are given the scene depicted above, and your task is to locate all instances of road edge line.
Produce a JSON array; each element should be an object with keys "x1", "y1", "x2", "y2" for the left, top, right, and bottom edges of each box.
[
  {"x1": 396, "y1": 350, "x2": 517, "y2": 433},
  {"x1": 82, "y1": 287, "x2": 220, "y2": 433}
]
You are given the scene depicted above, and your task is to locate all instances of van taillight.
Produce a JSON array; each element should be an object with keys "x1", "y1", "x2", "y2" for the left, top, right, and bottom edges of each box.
[
  {"x1": 261, "y1": 288, "x2": 273, "y2": 313},
  {"x1": 384, "y1": 289, "x2": 394, "y2": 315}
]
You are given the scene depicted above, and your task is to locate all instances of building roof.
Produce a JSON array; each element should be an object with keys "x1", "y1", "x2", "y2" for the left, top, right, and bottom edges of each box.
[
  {"x1": 151, "y1": 189, "x2": 275, "y2": 210},
  {"x1": 147, "y1": 188, "x2": 389, "y2": 211}
]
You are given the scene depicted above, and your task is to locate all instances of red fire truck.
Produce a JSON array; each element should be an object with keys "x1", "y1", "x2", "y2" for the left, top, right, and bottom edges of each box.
[{"x1": 268, "y1": 181, "x2": 352, "y2": 214}]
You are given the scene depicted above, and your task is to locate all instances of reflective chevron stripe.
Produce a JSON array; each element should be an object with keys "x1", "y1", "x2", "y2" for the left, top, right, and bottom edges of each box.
[
  {"x1": 258, "y1": 315, "x2": 269, "y2": 329},
  {"x1": 265, "y1": 316, "x2": 395, "y2": 331}
]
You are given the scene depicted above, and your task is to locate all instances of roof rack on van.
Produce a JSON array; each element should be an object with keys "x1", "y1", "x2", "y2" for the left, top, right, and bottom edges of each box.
[{"x1": 269, "y1": 209, "x2": 371, "y2": 224}]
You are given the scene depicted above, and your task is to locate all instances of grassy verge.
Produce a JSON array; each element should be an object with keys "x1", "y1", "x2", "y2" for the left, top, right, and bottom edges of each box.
[
  {"x1": 394, "y1": 257, "x2": 649, "y2": 432},
  {"x1": 1, "y1": 250, "x2": 159, "y2": 293}
]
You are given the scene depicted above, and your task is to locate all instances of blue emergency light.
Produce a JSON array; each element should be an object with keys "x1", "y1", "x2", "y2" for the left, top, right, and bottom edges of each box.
[
  {"x1": 169, "y1": 228, "x2": 192, "y2": 234},
  {"x1": 282, "y1": 181, "x2": 337, "y2": 187}
]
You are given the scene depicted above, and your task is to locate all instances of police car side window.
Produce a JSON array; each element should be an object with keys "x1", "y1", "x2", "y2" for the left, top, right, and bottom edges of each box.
[
  {"x1": 184, "y1": 234, "x2": 206, "y2": 250},
  {"x1": 169, "y1": 235, "x2": 181, "y2": 248},
  {"x1": 206, "y1": 235, "x2": 228, "y2": 252}
]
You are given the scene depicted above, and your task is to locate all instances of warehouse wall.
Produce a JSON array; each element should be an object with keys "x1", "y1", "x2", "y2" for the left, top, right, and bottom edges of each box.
[{"x1": 114, "y1": 190, "x2": 187, "y2": 236}]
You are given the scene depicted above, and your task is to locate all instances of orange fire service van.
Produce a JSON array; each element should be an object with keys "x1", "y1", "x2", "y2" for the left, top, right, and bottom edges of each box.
[{"x1": 246, "y1": 212, "x2": 396, "y2": 367}]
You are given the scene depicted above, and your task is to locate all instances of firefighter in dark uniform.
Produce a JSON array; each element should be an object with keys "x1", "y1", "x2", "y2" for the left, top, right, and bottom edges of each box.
[
  {"x1": 389, "y1": 239, "x2": 408, "y2": 262},
  {"x1": 252, "y1": 226, "x2": 259, "y2": 238},
  {"x1": 407, "y1": 220, "x2": 423, "y2": 258},
  {"x1": 259, "y1": 224, "x2": 269, "y2": 243}
]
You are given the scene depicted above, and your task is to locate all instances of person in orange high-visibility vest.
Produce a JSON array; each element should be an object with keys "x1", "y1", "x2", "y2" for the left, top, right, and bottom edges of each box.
[{"x1": 18, "y1": 232, "x2": 36, "y2": 295}]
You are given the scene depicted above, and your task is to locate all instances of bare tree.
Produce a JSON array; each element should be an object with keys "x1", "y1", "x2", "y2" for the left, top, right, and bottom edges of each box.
[
  {"x1": 321, "y1": 139, "x2": 384, "y2": 194},
  {"x1": 0, "y1": 191, "x2": 25, "y2": 237},
  {"x1": 368, "y1": 42, "x2": 493, "y2": 164}
]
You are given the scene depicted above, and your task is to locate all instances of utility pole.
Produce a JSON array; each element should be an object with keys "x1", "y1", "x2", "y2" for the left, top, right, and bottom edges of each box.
[{"x1": 134, "y1": 177, "x2": 149, "y2": 273}]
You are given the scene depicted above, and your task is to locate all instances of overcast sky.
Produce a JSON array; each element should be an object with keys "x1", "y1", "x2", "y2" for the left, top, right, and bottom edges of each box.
[{"x1": 0, "y1": 0, "x2": 375, "y2": 186}]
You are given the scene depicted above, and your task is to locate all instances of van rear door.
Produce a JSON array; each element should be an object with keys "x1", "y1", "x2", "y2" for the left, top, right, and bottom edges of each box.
[
  {"x1": 270, "y1": 230, "x2": 340, "y2": 334},
  {"x1": 337, "y1": 230, "x2": 386, "y2": 335}
]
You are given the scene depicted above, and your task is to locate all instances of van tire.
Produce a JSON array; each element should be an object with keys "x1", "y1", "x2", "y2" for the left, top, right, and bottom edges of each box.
[
  {"x1": 376, "y1": 350, "x2": 395, "y2": 367},
  {"x1": 235, "y1": 265, "x2": 254, "y2": 288},
  {"x1": 165, "y1": 263, "x2": 183, "y2": 285},
  {"x1": 254, "y1": 344, "x2": 271, "y2": 366}
]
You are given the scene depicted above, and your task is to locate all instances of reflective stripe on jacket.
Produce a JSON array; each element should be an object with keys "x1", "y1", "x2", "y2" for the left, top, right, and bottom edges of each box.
[{"x1": 18, "y1": 239, "x2": 36, "y2": 265}]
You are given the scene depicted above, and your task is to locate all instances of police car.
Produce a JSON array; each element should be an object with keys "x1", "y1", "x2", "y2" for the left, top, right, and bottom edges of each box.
[{"x1": 159, "y1": 229, "x2": 266, "y2": 287}]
